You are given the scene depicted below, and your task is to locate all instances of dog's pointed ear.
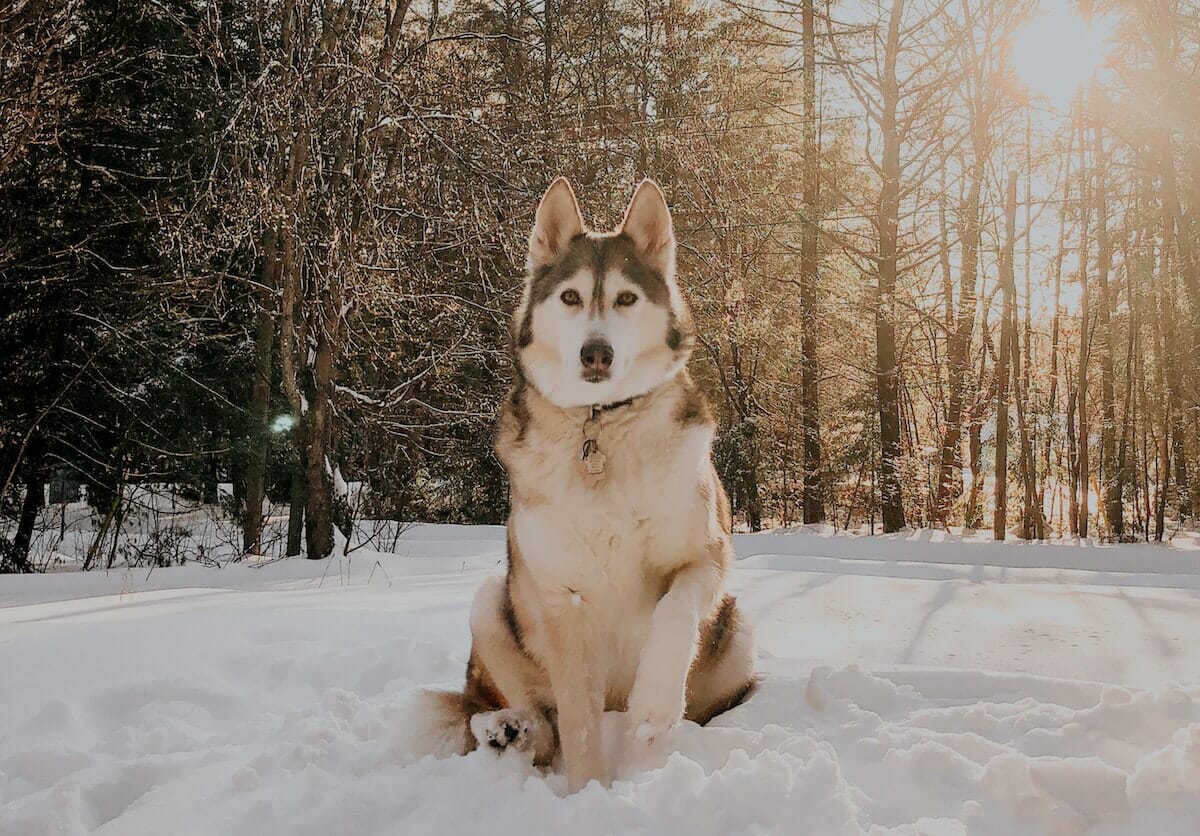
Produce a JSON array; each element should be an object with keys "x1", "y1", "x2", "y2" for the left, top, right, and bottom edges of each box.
[
  {"x1": 620, "y1": 179, "x2": 675, "y2": 276},
  {"x1": 527, "y1": 178, "x2": 584, "y2": 273}
]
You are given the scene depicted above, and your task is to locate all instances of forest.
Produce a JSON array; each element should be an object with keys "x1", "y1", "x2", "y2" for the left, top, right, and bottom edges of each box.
[{"x1": 2, "y1": 0, "x2": 1199, "y2": 570}]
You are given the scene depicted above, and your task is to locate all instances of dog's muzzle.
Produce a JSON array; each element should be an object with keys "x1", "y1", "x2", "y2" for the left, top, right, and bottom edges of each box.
[{"x1": 580, "y1": 338, "x2": 613, "y2": 382}]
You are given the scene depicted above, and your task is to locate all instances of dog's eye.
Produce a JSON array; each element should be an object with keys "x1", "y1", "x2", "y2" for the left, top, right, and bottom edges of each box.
[
  {"x1": 560, "y1": 289, "x2": 582, "y2": 307},
  {"x1": 615, "y1": 291, "x2": 638, "y2": 307}
]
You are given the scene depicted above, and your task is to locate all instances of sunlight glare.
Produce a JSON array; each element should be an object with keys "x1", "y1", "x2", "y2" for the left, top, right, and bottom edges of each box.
[{"x1": 1011, "y1": 0, "x2": 1115, "y2": 110}]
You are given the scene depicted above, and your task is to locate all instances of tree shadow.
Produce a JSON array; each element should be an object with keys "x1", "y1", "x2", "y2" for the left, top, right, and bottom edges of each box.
[{"x1": 898, "y1": 582, "x2": 961, "y2": 664}]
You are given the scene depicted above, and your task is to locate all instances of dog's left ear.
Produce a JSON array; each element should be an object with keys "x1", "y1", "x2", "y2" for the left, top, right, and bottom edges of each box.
[{"x1": 620, "y1": 179, "x2": 675, "y2": 277}]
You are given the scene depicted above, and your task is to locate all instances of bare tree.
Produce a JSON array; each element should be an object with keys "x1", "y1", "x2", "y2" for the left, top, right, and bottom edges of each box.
[
  {"x1": 799, "y1": 0, "x2": 825, "y2": 523},
  {"x1": 830, "y1": 0, "x2": 958, "y2": 531}
]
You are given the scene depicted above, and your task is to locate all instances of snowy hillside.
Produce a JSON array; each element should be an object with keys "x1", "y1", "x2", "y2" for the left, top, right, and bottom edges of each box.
[{"x1": 3, "y1": 526, "x2": 1200, "y2": 835}]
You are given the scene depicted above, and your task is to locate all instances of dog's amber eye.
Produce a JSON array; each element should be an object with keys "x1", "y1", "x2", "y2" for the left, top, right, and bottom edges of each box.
[
  {"x1": 560, "y1": 289, "x2": 582, "y2": 307},
  {"x1": 615, "y1": 291, "x2": 638, "y2": 307}
]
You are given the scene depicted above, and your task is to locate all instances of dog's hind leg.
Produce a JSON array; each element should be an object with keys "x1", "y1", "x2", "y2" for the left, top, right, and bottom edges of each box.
[
  {"x1": 684, "y1": 594, "x2": 757, "y2": 726},
  {"x1": 464, "y1": 575, "x2": 556, "y2": 765}
]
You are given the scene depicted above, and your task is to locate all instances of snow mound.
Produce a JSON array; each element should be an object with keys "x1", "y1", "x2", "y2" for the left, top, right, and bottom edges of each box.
[{"x1": 2, "y1": 525, "x2": 1199, "y2": 833}]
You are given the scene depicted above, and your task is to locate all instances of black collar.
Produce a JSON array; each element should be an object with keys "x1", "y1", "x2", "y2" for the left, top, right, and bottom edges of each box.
[{"x1": 589, "y1": 398, "x2": 635, "y2": 418}]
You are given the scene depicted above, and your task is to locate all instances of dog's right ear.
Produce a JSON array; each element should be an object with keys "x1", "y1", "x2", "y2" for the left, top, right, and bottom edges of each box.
[{"x1": 527, "y1": 178, "x2": 584, "y2": 274}]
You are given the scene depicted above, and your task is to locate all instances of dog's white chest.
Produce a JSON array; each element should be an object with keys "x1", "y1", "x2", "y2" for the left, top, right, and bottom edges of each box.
[
  {"x1": 512, "y1": 415, "x2": 709, "y2": 606},
  {"x1": 501, "y1": 385, "x2": 718, "y2": 698}
]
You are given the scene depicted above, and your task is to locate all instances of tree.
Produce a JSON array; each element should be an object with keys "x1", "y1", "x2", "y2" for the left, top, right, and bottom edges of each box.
[
  {"x1": 799, "y1": 0, "x2": 825, "y2": 523},
  {"x1": 830, "y1": 0, "x2": 959, "y2": 531}
]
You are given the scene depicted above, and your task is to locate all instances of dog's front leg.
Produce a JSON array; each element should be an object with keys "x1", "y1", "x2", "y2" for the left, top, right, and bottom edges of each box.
[
  {"x1": 541, "y1": 589, "x2": 608, "y2": 792},
  {"x1": 627, "y1": 561, "x2": 719, "y2": 741}
]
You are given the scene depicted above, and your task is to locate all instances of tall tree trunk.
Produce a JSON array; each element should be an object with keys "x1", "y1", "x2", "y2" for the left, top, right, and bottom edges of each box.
[
  {"x1": 1151, "y1": 218, "x2": 1174, "y2": 540},
  {"x1": 1075, "y1": 104, "x2": 1091, "y2": 537},
  {"x1": 938, "y1": 161, "x2": 953, "y2": 334},
  {"x1": 9, "y1": 473, "x2": 43, "y2": 572},
  {"x1": 1013, "y1": 349, "x2": 1043, "y2": 538},
  {"x1": 1147, "y1": 0, "x2": 1196, "y2": 526},
  {"x1": 1119, "y1": 229, "x2": 1138, "y2": 539},
  {"x1": 1155, "y1": 139, "x2": 1193, "y2": 522},
  {"x1": 799, "y1": 0, "x2": 824, "y2": 523},
  {"x1": 964, "y1": 346, "x2": 989, "y2": 530},
  {"x1": 303, "y1": 306, "x2": 339, "y2": 560},
  {"x1": 933, "y1": 0, "x2": 996, "y2": 527},
  {"x1": 278, "y1": 227, "x2": 305, "y2": 557},
  {"x1": 543, "y1": 0, "x2": 555, "y2": 116},
  {"x1": 744, "y1": 421, "x2": 763, "y2": 532},
  {"x1": 84, "y1": 492, "x2": 119, "y2": 572},
  {"x1": 876, "y1": 0, "x2": 906, "y2": 532},
  {"x1": 1043, "y1": 127, "x2": 1072, "y2": 520},
  {"x1": 1164, "y1": 282, "x2": 1191, "y2": 523},
  {"x1": 934, "y1": 156, "x2": 982, "y2": 524},
  {"x1": 105, "y1": 494, "x2": 126, "y2": 571},
  {"x1": 242, "y1": 231, "x2": 280, "y2": 555},
  {"x1": 1093, "y1": 108, "x2": 1121, "y2": 538},
  {"x1": 1067, "y1": 385, "x2": 1080, "y2": 536},
  {"x1": 994, "y1": 173, "x2": 1016, "y2": 540},
  {"x1": 287, "y1": 454, "x2": 306, "y2": 557},
  {"x1": 965, "y1": 419, "x2": 984, "y2": 530},
  {"x1": 1158, "y1": 140, "x2": 1200, "y2": 336}
]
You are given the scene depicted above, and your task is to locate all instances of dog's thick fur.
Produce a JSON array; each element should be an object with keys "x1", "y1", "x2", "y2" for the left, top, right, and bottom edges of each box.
[{"x1": 431, "y1": 178, "x2": 755, "y2": 792}]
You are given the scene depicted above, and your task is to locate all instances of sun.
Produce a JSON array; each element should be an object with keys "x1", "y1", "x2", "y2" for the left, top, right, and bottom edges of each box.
[{"x1": 1011, "y1": 0, "x2": 1116, "y2": 110}]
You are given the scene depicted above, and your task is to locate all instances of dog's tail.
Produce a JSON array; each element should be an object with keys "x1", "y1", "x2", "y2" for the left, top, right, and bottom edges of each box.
[{"x1": 398, "y1": 689, "x2": 472, "y2": 760}]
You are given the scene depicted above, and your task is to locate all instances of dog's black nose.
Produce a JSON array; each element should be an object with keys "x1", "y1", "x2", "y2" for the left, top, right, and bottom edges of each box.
[{"x1": 580, "y1": 339, "x2": 613, "y2": 375}]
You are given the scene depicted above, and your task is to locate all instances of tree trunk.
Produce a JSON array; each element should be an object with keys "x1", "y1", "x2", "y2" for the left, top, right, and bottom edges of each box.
[
  {"x1": 9, "y1": 474, "x2": 43, "y2": 572},
  {"x1": 1093, "y1": 109, "x2": 1121, "y2": 538},
  {"x1": 744, "y1": 421, "x2": 763, "y2": 532},
  {"x1": 1043, "y1": 126, "x2": 1072, "y2": 521},
  {"x1": 1154, "y1": 138, "x2": 1193, "y2": 522},
  {"x1": 965, "y1": 419, "x2": 984, "y2": 530},
  {"x1": 1067, "y1": 384, "x2": 1080, "y2": 536},
  {"x1": 105, "y1": 496, "x2": 126, "y2": 571},
  {"x1": 934, "y1": 24, "x2": 992, "y2": 527},
  {"x1": 242, "y1": 231, "x2": 280, "y2": 555},
  {"x1": 1164, "y1": 283, "x2": 1191, "y2": 523},
  {"x1": 287, "y1": 452, "x2": 306, "y2": 557},
  {"x1": 277, "y1": 190, "x2": 305, "y2": 557},
  {"x1": 876, "y1": 0, "x2": 906, "y2": 532},
  {"x1": 1151, "y1": 222, "x2": 1174, "y2": 541},
  {"x1": 799, "y1": 0, "x2": 824, "y2": 524},
  {"x1": 1075, "y1": 104, "x2": 1091, "y2": 537},
  {"x1": 935, "y1": 158, "x2": 982, "y2": 525},
  {"x1": 994, "y1": 173, "x2": 1016, "y2": 540},
  {"x1": 1120, "y1": 232, "x2": 1138, "y2": 538},
  {"x1": 964, "y1": 346, "x2": 989, "y2": 530},
  {"x1": 303, "y1": 312, "x2": 337, "y2": 560},
  {"x1": 543, "y1": 0, "x2": 555, "y2": 115},
  {"x1": 938, "y1": 158, "x2": 954, "y2": 334}
]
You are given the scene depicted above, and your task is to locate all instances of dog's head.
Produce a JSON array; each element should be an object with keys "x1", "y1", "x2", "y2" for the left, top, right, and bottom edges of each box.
[{"x1": 512, "y1": 178, "x2": 695, "y2": 408}]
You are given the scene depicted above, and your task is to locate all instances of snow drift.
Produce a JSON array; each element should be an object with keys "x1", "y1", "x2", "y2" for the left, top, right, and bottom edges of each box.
[{"x1": 2, "y1": 525, "x2": 1199, "y2": 834}]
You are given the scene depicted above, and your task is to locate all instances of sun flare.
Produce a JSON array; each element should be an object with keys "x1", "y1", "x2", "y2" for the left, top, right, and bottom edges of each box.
[{"x1": 1011, "y1": 0, "x2": 1115, "y2": 109}]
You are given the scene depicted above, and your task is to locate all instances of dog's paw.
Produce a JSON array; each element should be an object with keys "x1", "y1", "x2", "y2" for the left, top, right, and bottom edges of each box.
[
  {"x1": 626, "y1": 695, "x2": 684, "y2": 746},
  {"x1": 632, "y1": 719, "x2": 673, "y2": 745},
  {"x1": 628, "y1": 713, "x2": 680, "y2": 746},
  {"x1": 471, "y1": 709, "x2": 547, "y2": 759}
]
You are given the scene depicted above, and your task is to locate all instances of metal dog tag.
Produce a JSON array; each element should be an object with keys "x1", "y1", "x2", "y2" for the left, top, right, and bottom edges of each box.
[
  {"x1": 581, "y1": 413, "x2": 605, "y2": 476},
  {"x1": 585, "y1": 449, "x2": 607, "y2": 475}
]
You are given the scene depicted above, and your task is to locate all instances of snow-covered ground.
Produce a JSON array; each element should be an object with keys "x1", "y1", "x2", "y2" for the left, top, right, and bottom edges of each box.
[{"x1": 3, "y1": 525, "x2": 1200, "y2": 834}]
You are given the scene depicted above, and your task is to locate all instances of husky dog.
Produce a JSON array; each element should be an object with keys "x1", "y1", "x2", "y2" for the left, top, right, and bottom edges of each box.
[{"x1": 431, "y1": 178, "x2": 755, "y2": 793}]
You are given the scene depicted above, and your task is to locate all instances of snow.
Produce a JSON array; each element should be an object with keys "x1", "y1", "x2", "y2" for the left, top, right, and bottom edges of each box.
[{"x1": 2, "y1": 525, "x2": 1200, "y2": 834}]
